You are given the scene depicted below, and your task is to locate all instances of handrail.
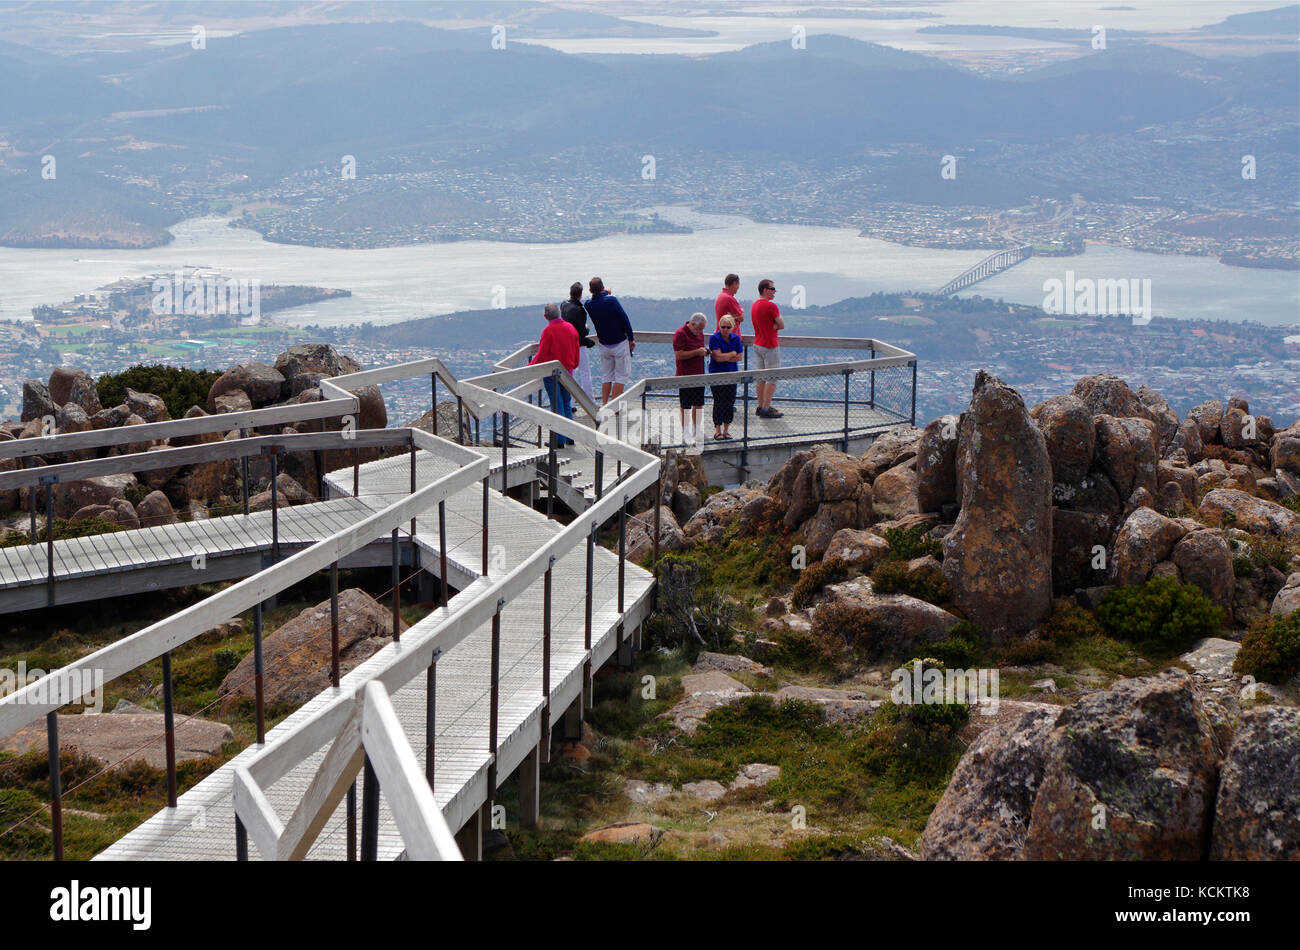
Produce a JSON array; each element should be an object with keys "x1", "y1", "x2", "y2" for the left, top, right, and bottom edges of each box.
[{"x1": 0, "y1": 428, "x2": 410, "y2": 493}]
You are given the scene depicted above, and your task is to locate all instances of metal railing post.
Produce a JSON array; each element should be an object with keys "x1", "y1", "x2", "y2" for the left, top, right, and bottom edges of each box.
[
  {"x1": 501, "y1": 410, "x2": 509, "y2": 487},
  {"x1": 583, "y1": 525, "x2": 594, "y2": 706},
  {"x1": 235, "y1": 816, "x2": 248, "y2": 861},
  {"x1": 253, "y1": 602, "x2": 265, "y2": 744},
  {"x1": 842, "y1": 369, "x2": 851, "y2": 453},
  {"x1": 47, "y1": 711, "x2": 62, "y2": 861},
  {"x1": 457, "y1": 395, "x2": 466, "y2": 445},
  {"x1": 269, "y1": 449, "x2": 280, "y2": 561},
  {"x1": 481, "y1": 476, "x2": 490, "y2": 575},
  {"x1": 487, "y1": 603, "x2": 502, "y2": 805},
  {"x1": 652, "y1": 472, "x2": 662, "y2": 609},
  {"x1": 409, "y1": 436, "x2": 418, "y2": 538},
  {"x1": 391, "y1": 528, "x2": 401, "y2": 642},
  {"x1": 352, "y1": 447, "x2": 359, "y2": 498},
  {"x1": 869, "y1": 345, "x2": 876, "y2": 409},
  {"x1": 431, "y1": 373, "x2": 438, "y2": 436},
  {"x1": 330, "y1": 563, "x2": 340, "y2": 687},
  {"x1": 346, "y1": 783, "x2": 357, "y2": 861},
  {"x1": 361, "y1": 755, "x2": 379, "y2": 861},
  {"x1": 438, "y1": 501, "x2": 449, "y2": 608},
  {"x1": 547, "y1": 429, "x2": 557, "y2": 520},
  {"x1": 240, "y1": 427, "x2": 250, "y2": 516},
  {"x1": 594, "y1": 451, "x2": 604, "y2": 500},
  {"x1": 162, "y1": 650, "x2": 177, "y2": 808},
  {"x1": 43, "y1": 479, "x2": 54, "y2": 608},
  {"x1": 911, "y1": 360, "x2": 918, "y2": 425},
  {"x1": 541, "y1": 559, "x2": 553, "y2": 755}
]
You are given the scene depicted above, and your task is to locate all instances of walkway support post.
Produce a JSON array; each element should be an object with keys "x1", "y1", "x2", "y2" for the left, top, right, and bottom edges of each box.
[
  {"x1": 481, "y1": 476, "x2": 490, "y2": 575},
  {"x1": 652, "y1": 470, "x2": 662, "y2": 609},
  {"x1": 583, "y1": 524, "x2": 594, "y2": 710},
  {"x1": 43, "y1": 479, "x2": 53, "y2": 608},
  {"x1": 487, "y1": 604, "x2": 502, "y2": 805},
  {"x1": 269, "y1": 449, "x2": 280, "y2": 561},
  {"x1": 162, "y1": 650, "x2": 177, "y2": 808},
  {"x1": 391, "y1": 528, "x2": 401, "y2": 642},
  {"x1": 360, "y1": 755, "x2": 379, "y2": 861},
  {"x1": 240, "y1": 427, "x2": 251, "y2": 516},
  {"x1": 431, "y1": 373, "x2": 438, "y2": 436},
  {"x1": 541, "y1": 559, "x2": 553, "y2": 761},
  {"x1": 330, "y1": 563, "x2": 340, "y2": 687},
  {"x1": 47, "y1": 711, "x2": 62, "y2": 861}
]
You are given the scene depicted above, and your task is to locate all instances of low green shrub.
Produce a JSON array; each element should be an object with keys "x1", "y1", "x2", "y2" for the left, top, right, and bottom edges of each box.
[
  {"x1": 1233, "y1": 611, "x2": 1300, "y2": 684},
  {"x1": 869, "y1": 559, "x2": 953, "y2": 606},
  {"x1": 1096, "y1": 576, "x2": 1224, "y2": 649}
]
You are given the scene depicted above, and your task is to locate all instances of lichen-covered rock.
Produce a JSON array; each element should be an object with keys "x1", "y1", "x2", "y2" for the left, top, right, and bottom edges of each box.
[
  {"x1": 915, "y1": 415, "x2": 959, "y2": 513},
  {"x1": 1135, "y1": 385, "x2": 1179, "y2": 452},
  {"x1": 921, "y1": 705, "x2": 1062, "y2": 860},
  {"x1": 1167, "y1": 416, "x2": 1205, "y2": 463},
  {"x1": 1211, "y1": 705, "x2": 1300, "y2": 861},
  {"x1": 1271, "y1": 573, "x2": 1300, "y2": 617},
  {"x1": 1108, "y1": 507, "x2": 1187, "y2": 587},
  {"x1": 625, "y1": 506, "x2": 684, "y2": 565},
  {"x1": 860, "y1": 426, "x2": 922, "y2": 480},
  {"x1": 1199, "y1": 488, "x2": 1300, "y2": 542},
  {"x1": 941, "y1": 371, "x2": 1053, "y2": 641},
  {"x1": 871, "y1": 460, "x2": 917, "y2": 521},
  {"x1": 124, "y1": 388, "x2": 168, "y2": 424},
  {"x1": 274, "y1": 343, "x2": 362, "y2": 398},
  {"x1": 219, "y1": 588, "x2": 404, "y2": 711},
  {"x1": 1170, "y1": 529, "x2": 1234, "y2": 616},
  {"x1": 783, "y1": 450, "x2": 870, "y2": 531},
  {"x1": 818, "y1": 576, "x2": 960, "y2": 660},
  {"x1": 1071, "y1": 373, "x2": 1145, "y2": 420},
  {"x1": 21, "y1": 379, "x2": 55, "y2": 423},
  {"x1": 1031, "y1": 394, "x2": 1095, "y2": 485},
  {"x1": 1024, "y1": 671, "x2": 1221, "y2": 860},
  {"x1": 213, "y1": 390, "x2": 253, "y2": 414},
  {"x1": 824, "y1": 528, "x2": 891, "y2": 568},
  {"x1": 1272, "y1": 421, "x2": 1300, "y2": 476},
  {"x1": 1094, "y1": 414, "x2": 1159, "y2": 501},
  {"x1": 51, "y1": 473, "x2": 138, "y2": 519},
  {"x1": 682, "y1": 487, "x2": 768, "y2": 545},
  {"x1": 206, "y1": 362, "x2": 286, "y2": 411},
  {"x1": 1187, "y1": 399, "x2": 1225, "y2": 447}
]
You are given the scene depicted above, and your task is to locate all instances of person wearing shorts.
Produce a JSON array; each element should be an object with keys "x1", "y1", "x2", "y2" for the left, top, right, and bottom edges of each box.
[
  {"x1": 583, "y1": 277, "x2": 636, "y2": 405},
  {"x1": 750, "y1": 278, "x2": 785, "y2": 418},
  {"x1": 673, "y1": 312, "x2": 709, "y2": 445}
]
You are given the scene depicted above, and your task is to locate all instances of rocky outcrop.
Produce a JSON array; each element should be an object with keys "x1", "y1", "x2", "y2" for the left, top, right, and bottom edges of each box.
[
  {"x1": 1199, "y1": 489, "x2": 1300, "y2": 542},
  {"x1": 206, "y1": 362, "x2": 286, "y2": 411},
  {"x1": 823, "y1": 528, "x2": 891, "y2": 569},
  {"x1": 682, "y1": 487, "x2": 768, "y2": 546},
  {"x1": 1211, "y1": 706, "x2": 1300, "y2": 860},
  {"x1": 816, "y1": 576, "x2": 960, "y2": 660},
  {"x1": 1271, "y1": 573, "x2": 1300, "y2": 617},
  {"x1": 1272, "y1": 421, "x2": 1300, "y2": 475},
  {"x1": 926, "y1": 672, "x2": 1229, "y2": 861},
  {"x1": 1170, "y1": 530, "x2": 1234, "y2": 617},
  {"x1": 274, "y1": 343, "x2": 362, "y2": 398},
  {"x1": 941, "y1": 371, "x2": 1053, "y2": 641},
  {"x1": 625, "y1": 506, "x2": 684, "y2": 565},
  {"x1": 1094, "y1": 414, "x2": 1159, "y2": 501},
  {"x1": 1108, "y1": 507, "x2": 1187, "y2": 587},
  {"x1": 0, "y1": 708, "x2": 232, "y2": 771},
  {"x1": 21, "y1": 379, "x2": 55, "y2": 423}
]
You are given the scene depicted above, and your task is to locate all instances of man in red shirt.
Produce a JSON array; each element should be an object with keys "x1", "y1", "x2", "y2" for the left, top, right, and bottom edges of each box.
[
  {"x1": 530, "y1": 302, "x2": 579, "y2": 445},
  {"x1": 749, "y1": 278, "x2": 785, "y2": 418},
  {"x1": 714, "y1": 273, "x2": 744, "y2": 338}
]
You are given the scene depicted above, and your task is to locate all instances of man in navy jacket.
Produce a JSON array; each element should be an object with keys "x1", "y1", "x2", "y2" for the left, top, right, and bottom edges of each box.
[{"x1": 583, "y1": 277, "x2": 636, "y2": 404}]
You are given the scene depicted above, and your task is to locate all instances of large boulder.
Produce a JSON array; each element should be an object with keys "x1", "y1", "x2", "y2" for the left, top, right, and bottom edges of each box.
[
  {"x1": 816, "y1": 576, "x2": 960, "y2": 660},
  {"x1": 206, "y1": 362, "x2": 286, "y2": 411},
  {"x1": 1093, "y1": 414, "x2": 1159, "y2": 501},
  {"x1": 51, "y1": 473, "x2": 138, "y2": 519},
  {"x1": 921, "y1": 705, "x2": 1061, "y2": 860},
  {"x1": 21, "y1": 379, "x2": 55, "y2": 423},
  {"x1": 823, "y1": 528, "x2": 891, "y2": 569},
  {"x1": 1167, "y1": 416, "x2": 1205, "y2": 463},
  {"x1": 870, "y1": 460, "x2": 916, "y2": 521},
  {"x1": 625, "y1": 506, "x2": 684, "y2": 565},
  {"x1": 1199, "y1": 489, "x2": 1300, "y2": 542},
  {"x1": 682, "y1": 487, "x2": 768, "y2": 545},
  {"x1": 1135, "y1": 385, "x2": 1179, "y2": 452},
  {"x1": 782, "y1": 449, "x2": 871, "y2": 531},
  {"x1": 1271, "y1": 573, "x2": 1300, "y2": 617},
  {"x1": 1031, "y1": 394, "x2": 1094, "y2": 485},
  {"x1": 941, "y1": 371, "x2": 1053, "y2": 641},
  {"x1": 1186, "y1": 399, "x2": 1224, "y2": 446},
  {"x1": 124, "y1": 388, "x2": 168, "y2": 424},
  {"x1": 48, "y1": 366, "x2": 90, "y2": 406},
  {"x1": 860, "y1": 426, "x2": 922, "y2": 480},
  {"x1": 273, "y1": 344, "x2": 363, "y2": 398},
  {"x1": 1071, "y1": 373, "x2": 1145, "y2": 420},
  {"x1": 1211, "y1": 706, "x2": 1300, "y2": 861},
  {"x1": 1170, "y1": 530, "x2": 1234, "y2": 616},
  {"x1": 1108, "y1": 507, "x2": 1187, "y2": 587},
  {"x1": 1024, "y1": 671, "x2": 1221, "y2": 860},
  {"x1": 218, "y1": 588, "x2": 404, "y2": 711},
  {"x1": 1272, "y1": 421, "x2": 1300, "y2": 475},
  {"x1": 914, "y1": 415, "x2": 959, "y2": 513},
  {"x1": 1, "y1": 709, "x2": 233, "y2": 771},
  {"x1": 136, "y1": 489, "x2": 178, "y2": 527},
  {"x1": 49, "y1": 367, "x2": 103, "y2": 416}
]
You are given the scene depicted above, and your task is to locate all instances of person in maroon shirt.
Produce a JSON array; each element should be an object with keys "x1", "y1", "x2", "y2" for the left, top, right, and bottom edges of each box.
[
  {"x1": 714, "y1": 273, "x2": 744, "y2": 338},
  {"x1": 673, "y1": 312, "x2": 709, "y2": 446},
  {"x1": 530, "y1": 302, "x2": 580, "y2": 445}
]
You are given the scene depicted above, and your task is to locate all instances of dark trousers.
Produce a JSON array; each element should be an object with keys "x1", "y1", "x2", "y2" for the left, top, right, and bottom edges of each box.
[
  {"x1": 711, "y1": 383, "x2": 737, "y2": 426},
  {"x1": 543, "y1": 376, "x2": 574, "y2": 446}
]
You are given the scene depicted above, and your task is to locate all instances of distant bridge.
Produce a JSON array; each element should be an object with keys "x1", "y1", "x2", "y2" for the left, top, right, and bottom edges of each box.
[{"x1": 936, "y1": 244, "x2": 1034, "y2": 296}]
